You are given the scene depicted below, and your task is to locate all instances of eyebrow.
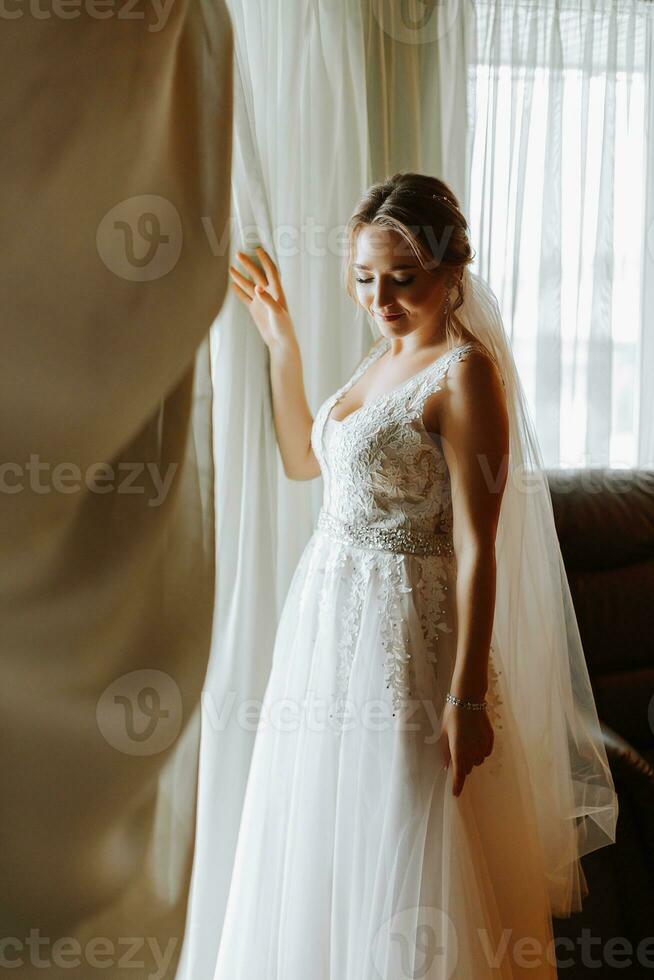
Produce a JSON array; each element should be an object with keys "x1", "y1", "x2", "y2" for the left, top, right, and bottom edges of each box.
[{"x1": 353, "y1": 263, "x2": 418, "y2": 271}]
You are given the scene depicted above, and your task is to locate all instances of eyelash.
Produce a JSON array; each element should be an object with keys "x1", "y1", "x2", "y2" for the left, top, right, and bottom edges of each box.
[{"x1": 354, "y1": 276, "x2": 414, "y2": 286}]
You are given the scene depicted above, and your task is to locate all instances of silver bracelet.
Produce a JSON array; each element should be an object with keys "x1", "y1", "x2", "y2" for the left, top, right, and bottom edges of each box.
[{"x1": 445, "y1": 692, "x2": 488, "y2": 711}]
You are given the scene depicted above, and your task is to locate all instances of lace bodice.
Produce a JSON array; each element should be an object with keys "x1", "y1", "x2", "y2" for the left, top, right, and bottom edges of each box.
[
  {"x1": 308, "y1": 335, "x2": 506, "y2": 741},
  {"x1": 311, "y1": 336, "x2": 497, "y2": 542}
]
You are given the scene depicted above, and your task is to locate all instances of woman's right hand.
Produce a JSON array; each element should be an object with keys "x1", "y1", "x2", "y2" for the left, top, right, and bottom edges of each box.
[{"x1": 229, "y1": 247, "x2": 298, "y2": 350}]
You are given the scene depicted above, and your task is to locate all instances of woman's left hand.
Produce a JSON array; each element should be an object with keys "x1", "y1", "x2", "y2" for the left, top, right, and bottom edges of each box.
[{"x1": 439, "y1": 701, "x2": 494, "y2": 797}]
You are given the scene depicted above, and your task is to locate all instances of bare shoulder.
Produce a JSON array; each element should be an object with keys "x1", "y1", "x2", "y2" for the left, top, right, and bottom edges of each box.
[
  {"x1": 446, "y1": 344, "x2": 508, "y2": 441},
  {"x1": 424, "y1": 342, "x2": 508, "y2": 437},
  {"x1": 448, "y1": 343, "x2": 506, "y2": 399}
]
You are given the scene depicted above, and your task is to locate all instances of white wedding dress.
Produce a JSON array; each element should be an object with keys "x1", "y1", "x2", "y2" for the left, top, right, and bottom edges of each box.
[{"x1": 213, "y1": 337, "x2": 560, "y2": 979}]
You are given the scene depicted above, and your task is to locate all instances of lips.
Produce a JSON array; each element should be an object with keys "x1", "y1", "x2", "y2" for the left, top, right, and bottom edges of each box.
[{"x1": 376, "y1": 312, "x2": 404, "y2": 321}]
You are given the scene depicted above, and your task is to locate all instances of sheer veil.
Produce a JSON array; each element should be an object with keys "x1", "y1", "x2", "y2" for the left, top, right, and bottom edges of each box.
[{"x1": 448, "y1": 266, "x2": 618, "y2": 918}]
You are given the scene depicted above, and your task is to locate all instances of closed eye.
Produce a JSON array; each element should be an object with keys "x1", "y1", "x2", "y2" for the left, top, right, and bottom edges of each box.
[{"x1": 355, "y1": 277, "x2": 414, "y2": 286}]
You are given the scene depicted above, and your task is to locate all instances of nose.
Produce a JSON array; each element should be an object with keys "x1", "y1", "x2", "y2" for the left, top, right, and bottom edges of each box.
[{"x1": 372, "y1": 278, "x2": 397, "y2": 311}]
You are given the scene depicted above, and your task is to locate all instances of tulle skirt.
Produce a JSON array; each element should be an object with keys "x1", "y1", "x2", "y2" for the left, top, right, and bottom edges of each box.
[{"x1": 213, "y1": 527, "x2": 560, "y2": 979}]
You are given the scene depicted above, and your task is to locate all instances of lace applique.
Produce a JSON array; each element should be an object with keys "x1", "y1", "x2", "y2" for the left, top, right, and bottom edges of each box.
[
  {"x1": 322, "y1": 548, "x2": 420, "y2": 720},
  {"x1": 317, "y1": 540, "x2": 350, "y2": 625},
  {"x1": 318, "y1": 543, "x2": 453, "y2": 720},
  {"x1": 407, "y1": 341, "x2": 504, "y2": 414},
  {"x1": 310, "y1": 337, "x2": 387, "y2": 476},
  {"x1": 328, "y1": 547, "x2": 377, "y2": 724},
  {"x1": 311, "y1": 339, "x2": 499, "y2": 546},
  {"x1": 414, "y1": 555, "x2": 453, "y2": 657},
  {"x1": 308, "y1": 336, "x2": 505, "y2": 722},
  {"x1": 378, "y1": 554, "x2": 414, "y2": 715}
]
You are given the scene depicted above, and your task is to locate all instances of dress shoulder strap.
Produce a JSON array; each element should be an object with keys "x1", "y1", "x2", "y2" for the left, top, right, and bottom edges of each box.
[
  {"x1": 407, "y1": 339, "x2": 505, "y2": 413},
  {"x1": 440, "y1": 340, "x2": 500, "y2": 375},
  {"x1": 452, "y1": 340, "x2": 505, "y2": 387}
]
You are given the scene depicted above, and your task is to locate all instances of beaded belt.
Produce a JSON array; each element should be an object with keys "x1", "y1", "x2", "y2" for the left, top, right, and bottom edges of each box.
[{"x1": 316, "y1": 509, "x2": 454, "y2": 558}]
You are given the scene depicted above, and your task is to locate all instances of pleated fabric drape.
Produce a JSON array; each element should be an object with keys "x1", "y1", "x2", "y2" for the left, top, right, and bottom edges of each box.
[{"x1": 0, "y1": 3, "x2": 233, "y2": 978}]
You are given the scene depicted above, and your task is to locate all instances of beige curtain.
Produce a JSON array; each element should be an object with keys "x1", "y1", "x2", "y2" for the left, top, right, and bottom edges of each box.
[{"x1": 0, "y1": 3, "x2": 233, "y2": 978}]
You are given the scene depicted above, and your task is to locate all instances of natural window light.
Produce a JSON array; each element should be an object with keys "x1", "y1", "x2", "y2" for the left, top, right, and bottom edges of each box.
[{"x1": 468, "y1": 65, "x2": 645, "y2": 468}]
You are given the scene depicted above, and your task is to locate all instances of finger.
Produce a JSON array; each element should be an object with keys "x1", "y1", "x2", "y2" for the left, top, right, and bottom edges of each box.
[
  {"x1": 439, "y1": 734, "x2": 450, "y2": 770},
  {"x1": 256, "y1": 246, "x2": 287, "y2": 303},
  {"x1": 229, "y1": 266, "x2": 255, "y2": 299},
  {"x1": 229, "y1": 281, "x2": 252, "y2": 305},
  {"x1": 452, "y1": 761, "x2": 465, "y2": 797},
  {"x1": 454, "y1": 759, "x2": 473, "y2": 796},
  {"x1": 234, "y1": 250, "x2": 267, "y2": 287},
  {"x1": 255, "y1": 284, "x2": 282, "y2": 312}
]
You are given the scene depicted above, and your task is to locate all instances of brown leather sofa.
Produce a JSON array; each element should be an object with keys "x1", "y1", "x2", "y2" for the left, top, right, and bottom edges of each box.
[{"x1": 546, "y1": 468, "x2": 654, "y2": 977}]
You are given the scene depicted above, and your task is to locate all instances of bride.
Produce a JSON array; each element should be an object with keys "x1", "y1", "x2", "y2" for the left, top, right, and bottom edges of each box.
[{"x1": 215, "y1": 172, "x2": 618, "y2": 979}]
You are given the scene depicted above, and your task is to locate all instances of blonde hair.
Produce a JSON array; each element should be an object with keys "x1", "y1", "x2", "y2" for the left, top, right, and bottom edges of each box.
[{"x1": 343, "y1": 172, "x2": 476, "y2": 347}]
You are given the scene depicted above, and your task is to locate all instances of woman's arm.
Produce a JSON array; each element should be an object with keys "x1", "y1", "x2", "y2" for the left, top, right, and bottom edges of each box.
[
  {"x1": 268, "y1": 337, "x2": 321, "y2": 480},
  {"x1": 438, "y1": 349, "x2": 509, "y2": 700},
  {"x1": 429, "y1": 348, "x2": 509, "y2": 798},
  {"x1": 229, "y1": 247, "x2": 320, "y2": 481}
]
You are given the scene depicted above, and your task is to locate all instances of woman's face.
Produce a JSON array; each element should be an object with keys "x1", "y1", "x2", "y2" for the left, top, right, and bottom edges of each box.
[{"x1": 352, "y1": 225, "x2": 449, "y2": 339}]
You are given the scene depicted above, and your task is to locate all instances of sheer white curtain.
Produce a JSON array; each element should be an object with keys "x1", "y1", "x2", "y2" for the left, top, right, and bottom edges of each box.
[
  {"x1": 177, "y1": 5, "x2": 375, "y2": 979},
  {"x1": 467, "y1": 0, "x2": 654, "y2": 468},
  {"x1": 178, "y1": 2, "x2": 654, "y2": 978}
]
